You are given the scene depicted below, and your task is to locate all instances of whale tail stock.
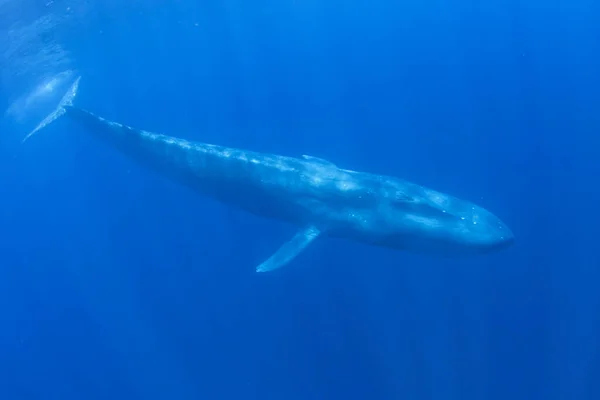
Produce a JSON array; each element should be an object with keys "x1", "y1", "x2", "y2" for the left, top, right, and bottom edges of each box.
[
  {"x1": 22, "y1": 75, "x2": 81, "y2": 144},
  {"x1": 19, "y1": 74, "x2": 320, "y2": 273}
]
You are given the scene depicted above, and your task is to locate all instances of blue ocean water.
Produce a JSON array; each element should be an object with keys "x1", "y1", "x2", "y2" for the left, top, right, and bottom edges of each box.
[{"x1": 1, "y1": 0, "x2": 599, "y2": 399}]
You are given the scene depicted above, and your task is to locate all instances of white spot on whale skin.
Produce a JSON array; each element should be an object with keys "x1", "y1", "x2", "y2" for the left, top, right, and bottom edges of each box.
[
  {"x1": 311, "y1": 176, "x2": 323, "y2": 185},
  {"x1": 336, "y1": 176, "x2": 358, "y2": 192},
  {"x1": 179, "y1": 140, "x2": 192, "y2": 150}
]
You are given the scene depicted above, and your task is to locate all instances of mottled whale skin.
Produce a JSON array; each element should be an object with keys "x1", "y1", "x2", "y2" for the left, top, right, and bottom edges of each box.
[{"x1": 27, "y1": 77, "x2": 514, "y2": 271}]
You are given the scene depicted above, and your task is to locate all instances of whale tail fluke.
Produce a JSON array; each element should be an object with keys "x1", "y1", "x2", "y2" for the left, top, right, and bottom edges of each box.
[{"x1": 22, "y1": 75, "x2": 81, "y2": 143}]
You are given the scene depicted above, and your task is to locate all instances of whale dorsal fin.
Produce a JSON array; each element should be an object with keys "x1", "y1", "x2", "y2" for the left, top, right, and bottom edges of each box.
[
  {"x1": 256, "y1": 226, "x2": 321, "y2": 272},
  {"x1": 302, "y1": 154, "x2": 336, "y2": 167}
]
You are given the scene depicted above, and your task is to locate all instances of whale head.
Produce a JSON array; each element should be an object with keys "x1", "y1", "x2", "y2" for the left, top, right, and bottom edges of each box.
[
  {"x1": 375, "y1": 183, "x2": 514, "y2": 256},
  {"x1": 331, "y1": 174, "x2": 515, "y2": 256}
]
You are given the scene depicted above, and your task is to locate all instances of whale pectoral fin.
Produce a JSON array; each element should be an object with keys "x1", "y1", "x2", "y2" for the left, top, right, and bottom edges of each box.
[{"x1": 256, "y1": 226, "x2": 321, "y2": 273}]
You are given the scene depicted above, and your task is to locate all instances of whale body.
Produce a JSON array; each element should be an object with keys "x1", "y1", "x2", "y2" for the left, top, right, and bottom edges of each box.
[{"x1": 26, "y1": 77, "x2": 514, "y2": 272}]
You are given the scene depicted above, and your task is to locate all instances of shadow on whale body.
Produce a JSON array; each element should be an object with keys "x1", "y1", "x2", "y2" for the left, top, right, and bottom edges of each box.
[{"x1": 24, "y1": 76, "x2": 514, "y2": 272}]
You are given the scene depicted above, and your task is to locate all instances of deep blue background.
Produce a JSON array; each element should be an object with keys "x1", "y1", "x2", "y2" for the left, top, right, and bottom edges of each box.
[{"x1": 1, "y1": 0, "x2": 599, "y2": 399}]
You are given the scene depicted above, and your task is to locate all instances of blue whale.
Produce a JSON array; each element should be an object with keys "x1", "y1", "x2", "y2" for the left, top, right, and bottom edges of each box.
[{"x1": 26, "y1": 77, "x2": 513, "y2": 272}]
